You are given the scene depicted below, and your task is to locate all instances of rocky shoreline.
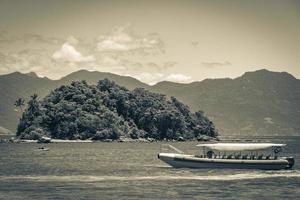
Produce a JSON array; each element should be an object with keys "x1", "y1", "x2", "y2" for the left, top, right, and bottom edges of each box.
[{"x1": 0, "y1": 135, "x2": 218, "y2": 143}]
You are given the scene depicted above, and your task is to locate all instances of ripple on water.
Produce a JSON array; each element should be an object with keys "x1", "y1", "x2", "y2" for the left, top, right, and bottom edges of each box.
[{"x1": 1, "y1": 170, "x2": 300, "y2": 182}]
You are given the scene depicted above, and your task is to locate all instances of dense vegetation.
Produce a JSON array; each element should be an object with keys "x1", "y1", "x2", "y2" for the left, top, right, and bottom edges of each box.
[{"x1": 16, "y1": 79, "x2": 217, "y2": 140}]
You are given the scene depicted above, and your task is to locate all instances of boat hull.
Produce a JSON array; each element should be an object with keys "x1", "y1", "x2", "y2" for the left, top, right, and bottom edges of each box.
[{"x1": 158, "y1": 153, "x2": 294, "y2": 170}]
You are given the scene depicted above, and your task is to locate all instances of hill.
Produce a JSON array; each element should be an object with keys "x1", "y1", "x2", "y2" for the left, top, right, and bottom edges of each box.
[
  {"x1": 0, "y1": 126, "x2": 12, "y2": 135},
  {"x1": 0, "y1": 69, "x2": 299, "y2": 136},
  {"x1": 0, "y1": 72, "x2": 54, "y2": 131},
  {"x1": 151, "y1": 69, "x2": 300, "y2": 135},
  {"x1": 16, "y1": 80, "x2": 217, "y2": 140},
  {"x1": 58, "y1": 70, "x2": 148, "y2": 90}
]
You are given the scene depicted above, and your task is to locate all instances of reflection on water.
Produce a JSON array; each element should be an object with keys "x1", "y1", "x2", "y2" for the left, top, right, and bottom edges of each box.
[
  {"x1": 0, "y1": 135, "x2": 299, "y2": 199},
  {"x1": 1, "y1": 171, "x2": 300, "y2": 182}
]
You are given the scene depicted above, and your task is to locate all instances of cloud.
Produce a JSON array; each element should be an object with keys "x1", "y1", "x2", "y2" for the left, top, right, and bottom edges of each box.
[
  {"x1": 165, "y1": 74, "x2": 192, "y2": 83},
  {"x1": 117, "y1": 60, "x2": 177, "y2": 72},
  {"x1": 0, "y1": 49, "x2": 53, "y2": 75},
  {"x1": 0, "y1": 30, "x2": 176, "y2": 82},
  {"x1": 0, "y1": 52, "x2": 18, "y2": 73},
  {"x1": 101, "y1": 56, "x2": 120, "y2": 66},
  {"x1": 96, "y1": 24, "x2": 165, "y2": 55},
  {"x1": 67, "y1": 35, "x2": 79, "y2": 45},
  {"x1": 191, "y1": 41, "x2": 199, "y2": 48},
  {"x1": 133, "y1": 72, "x2": 165, "y2": 85},
  {"x1": 0, "y1": 31, "x2": 62, "y2": 45},
  {"x1": 147, "y1": 62, "x2": 160, "y2": 69},
  {"x1": 0, "y1": 46, "x2": 189, "y2": 85},
  {"x1": 22, "y1": 33, "x2": 62, "y2": 45},
  {"x1": 52, "y1": 42, "x2": 95, "y2": 63},
  {"x1": 133, "y1": 72, "x2": 192, "y2": 85},
  {"x1": 163, "y1": 61, "x2": 178, "y2": 69},
  {"x1": 146, "y1": 61, "x2": 178, "y2": 70},
  {"x1": 0, "y1": 52, "x2": 19, "y2": 66},
  {"x1": 202, "y1": 61, "x2": 231, "y2": 68}
]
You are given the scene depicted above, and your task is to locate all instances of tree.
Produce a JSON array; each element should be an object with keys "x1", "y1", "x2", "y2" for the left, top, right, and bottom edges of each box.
[
  {"x1": 14, "y1": 98, "x2": 25, "y2": 112},
  {"x1": 16, "y1": 79, "x2": 218, "y2": 140},
  {"x1": 27, "y1": 94, "x2": 40, "y2": 119},
  {"x1": 16, "y1": 94, "x2": 41, "y2": 137}
]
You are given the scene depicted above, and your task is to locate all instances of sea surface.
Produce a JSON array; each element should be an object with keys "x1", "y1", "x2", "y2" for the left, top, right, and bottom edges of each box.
[{"x1": 0, "y1": 135, "x2": 299, "y2": 200}]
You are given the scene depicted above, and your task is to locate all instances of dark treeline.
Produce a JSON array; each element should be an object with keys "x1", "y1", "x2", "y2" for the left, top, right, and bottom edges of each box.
[{"x1": 17, "y1": 79, "x2": 217, "y2": 140}]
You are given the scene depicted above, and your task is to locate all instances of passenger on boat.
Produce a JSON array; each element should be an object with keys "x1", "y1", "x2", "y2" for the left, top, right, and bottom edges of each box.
[
  {"x1": 207, "y1": 150, "x2": 214, "y2": 158},
  {"x1": 234, "y1": 154, "x2": 241, "y2": 159}
]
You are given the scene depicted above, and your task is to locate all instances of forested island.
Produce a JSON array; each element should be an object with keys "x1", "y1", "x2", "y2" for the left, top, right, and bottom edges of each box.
[{"x1": 16, "y1": 79, "x2": 217, "y2": 141}]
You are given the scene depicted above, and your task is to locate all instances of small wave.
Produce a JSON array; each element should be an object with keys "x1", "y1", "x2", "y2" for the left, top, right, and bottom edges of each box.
[
  {"x1": 142, "y1": 164, "x2": 172, "y2": 168},
  {"x1": 1, "y1": 171, "x2": 300, "y2": 182}
]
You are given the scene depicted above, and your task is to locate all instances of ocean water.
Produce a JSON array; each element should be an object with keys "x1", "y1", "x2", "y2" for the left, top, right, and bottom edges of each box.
[{"x1": 0, "y1": 136, "x2": 299, "y2": 200}]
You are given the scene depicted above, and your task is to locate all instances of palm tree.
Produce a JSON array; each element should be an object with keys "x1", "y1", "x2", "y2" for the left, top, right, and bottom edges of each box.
[
  {"x1": 27, "y1": 94, "x2": 39, "y2": 115},
  {"x1": 14, "y1": 98, "x2": 25, "y2": 112}
]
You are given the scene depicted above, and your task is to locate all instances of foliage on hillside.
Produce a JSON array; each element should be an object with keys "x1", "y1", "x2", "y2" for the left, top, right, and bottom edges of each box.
[{"x1": 16, "y1": 79, "x2": 217, "y2": 140}]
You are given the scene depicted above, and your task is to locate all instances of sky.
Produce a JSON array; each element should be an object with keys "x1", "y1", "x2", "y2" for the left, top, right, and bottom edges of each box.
[{"x1": 0, "y1": 0, "x2": 299, "y2": 85}]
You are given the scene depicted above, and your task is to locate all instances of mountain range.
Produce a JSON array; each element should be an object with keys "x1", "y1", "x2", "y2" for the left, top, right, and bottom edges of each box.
[{"x1": 0, "y1": 69, "x2": 299, "y2": 136}]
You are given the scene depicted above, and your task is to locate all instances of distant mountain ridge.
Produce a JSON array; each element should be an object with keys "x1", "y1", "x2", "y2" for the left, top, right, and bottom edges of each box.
[
  {"x1": 151, "y1": 69, "x2": 300, "y2": 135},
  {"x1": 0, "y1": 69, "x2": 299, "y2": 136}
]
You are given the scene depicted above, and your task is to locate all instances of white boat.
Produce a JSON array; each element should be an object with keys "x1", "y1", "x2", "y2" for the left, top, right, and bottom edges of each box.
[{"x1": 158, "y1": 143, "x2": 294, "y2": 170}]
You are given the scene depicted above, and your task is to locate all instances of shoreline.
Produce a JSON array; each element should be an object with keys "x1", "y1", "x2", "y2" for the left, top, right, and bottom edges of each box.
[
  {"x1": 2, "y1": 135, "x2": 298, "y2": 144},
  {"x1": 0, "y1": 136, "x2": 218, "y2": 143}
]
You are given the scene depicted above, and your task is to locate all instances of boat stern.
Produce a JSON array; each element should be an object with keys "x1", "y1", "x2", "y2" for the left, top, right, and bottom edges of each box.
[{"x1": 286, "y1": 157, "x2": 295, "y2": 169}]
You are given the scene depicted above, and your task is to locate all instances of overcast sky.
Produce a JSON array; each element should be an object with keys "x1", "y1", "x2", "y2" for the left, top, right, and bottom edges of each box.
[{"x1": 0, "y1": 0, "x2": 299, "y2": 85}]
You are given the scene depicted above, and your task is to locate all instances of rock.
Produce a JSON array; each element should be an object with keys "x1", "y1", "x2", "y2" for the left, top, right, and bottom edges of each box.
[
  {"x1": 9, "y1": 137, "x2": 15, "y2": 143},
  {"x1": 103, "y1": 139, "x2": 113, "y2": 142},
  {"x1": 136, "y1": 138, "x2": 149, "y2": 142},
  {"x1": 177, "y1": 136, "x2": 185, "y2": 141},
  {"x1": 147, "y1": 137, "x2": 155, "y2": 142},
  {"x1": 0, "y1": 138, "x2": 8, "y2": 143},
  {"x1": 197, "y1": 135, "x2": 212, "y2": 141},
  {"x1": 118, "y1": 137, "x2": 134, "y2": 142},
  {"x1": 37, "y1": 136, "x2": 51, "y2": 143},
  {"x1": 117, "y1": 136, "x2": 125, "y2": 142}
]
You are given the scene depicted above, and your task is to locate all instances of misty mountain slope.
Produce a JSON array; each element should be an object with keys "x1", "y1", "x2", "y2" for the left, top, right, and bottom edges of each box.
[
  {"x1": 58, "y1": 70, "x2": 149, "y2": 90},
  {"x1": 151, "y1": 69, "x2": 300, "y2": 135},
  {"x1": 0, "y1": 126, "x2": 12, "y2": 135},
  {"x1": 0, "y1": 69, "x2": 299, "y2": 135},
  {"x1": 0, "y1": 72, "x2": 55, "y2": 131}
]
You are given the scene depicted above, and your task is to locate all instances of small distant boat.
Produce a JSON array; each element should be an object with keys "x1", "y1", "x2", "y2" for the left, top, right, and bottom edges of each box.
[
  {"x1": 158, "y1": 143, "x2": 294, "y2": 170},
  {"x1": 37, "y1": 146, "x2": 50, "y2": 151}
]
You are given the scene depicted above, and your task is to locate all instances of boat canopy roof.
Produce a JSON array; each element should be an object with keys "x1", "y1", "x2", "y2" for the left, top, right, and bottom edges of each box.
[{"x1": 196, "y1": 143, "x2": 286, "y2": 151}]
